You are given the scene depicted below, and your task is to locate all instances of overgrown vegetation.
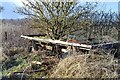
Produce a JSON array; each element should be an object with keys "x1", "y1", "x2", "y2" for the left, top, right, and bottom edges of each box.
[
  {"x1": 2, "y1": 48, "x2": 59, "y2": 79},
  {"x1": 2, "y1": 48, "x2": 120, "y2": 79}
]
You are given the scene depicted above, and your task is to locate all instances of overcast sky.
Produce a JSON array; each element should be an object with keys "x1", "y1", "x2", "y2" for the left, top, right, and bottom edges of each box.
[{"x1": 0, "y1": 0, "x2": 119, "y2": 19}]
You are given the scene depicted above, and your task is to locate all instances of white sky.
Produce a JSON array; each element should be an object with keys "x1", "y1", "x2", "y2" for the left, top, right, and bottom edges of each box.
[{"x1": 0, "y1": 0, "x2": 27, "y2": 6}]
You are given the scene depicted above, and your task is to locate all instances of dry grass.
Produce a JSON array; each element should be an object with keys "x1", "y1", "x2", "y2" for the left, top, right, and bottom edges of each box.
[
  {"x1": 51, "y1": 52, "x2": 119, "y2": 78},
  {"x1": 2, "y1": 46, "x2": 119, "y2": 78}
]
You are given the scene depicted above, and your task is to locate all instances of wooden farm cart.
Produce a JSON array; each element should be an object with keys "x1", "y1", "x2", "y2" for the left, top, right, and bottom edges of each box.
[
  {"x1": 21, "y1": 35, "x2": 120, "y2": 58},
  {"x1": 20, "y1": 35, "x2": 92, "y2": 53}
]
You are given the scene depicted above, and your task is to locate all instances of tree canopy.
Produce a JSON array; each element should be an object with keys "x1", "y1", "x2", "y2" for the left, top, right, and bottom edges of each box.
[{"x1": 17, "y1": 0, "x2": 97, "y2": 40}]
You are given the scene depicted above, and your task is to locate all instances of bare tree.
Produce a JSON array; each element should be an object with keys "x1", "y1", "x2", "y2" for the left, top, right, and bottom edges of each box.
[
  {"x1": 17, "y1": 0, "x2": 97, "y2": 40},
  {"x1": 86, "y1": 10, "x2": 118, "y2": 41}
]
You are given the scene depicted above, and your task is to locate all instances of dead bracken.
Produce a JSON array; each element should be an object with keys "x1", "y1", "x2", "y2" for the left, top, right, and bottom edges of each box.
[{"x1": 51, "y1": 53, "x2": 119, "y2": 78}]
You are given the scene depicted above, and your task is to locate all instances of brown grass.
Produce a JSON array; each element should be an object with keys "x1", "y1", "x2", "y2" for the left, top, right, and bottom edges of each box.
[{"x1": 51, "y1": 53, "x2": 119, "y2": 78}]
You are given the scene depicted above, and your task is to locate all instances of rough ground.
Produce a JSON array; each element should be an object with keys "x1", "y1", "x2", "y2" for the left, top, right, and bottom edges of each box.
[
  {"x1": 51, "y1": 53, "x2": 119, "y2": 78},
  {"x1": 2, "y1": 48, "x2": 120, "y2": 79},
  {"x1": 2, "y1": 48, "x2": 59, "y2": 79}
]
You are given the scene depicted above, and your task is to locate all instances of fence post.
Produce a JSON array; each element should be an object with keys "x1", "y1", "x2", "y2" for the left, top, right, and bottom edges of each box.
[{"x1": 118, "y1": 1, "x2": 120, "y2": 41}]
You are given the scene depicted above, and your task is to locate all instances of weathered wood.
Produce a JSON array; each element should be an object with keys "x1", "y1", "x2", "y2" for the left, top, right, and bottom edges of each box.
[
  {"x1": 21, "y1": 35, "x2": 92, "y2": 50},
  {"x1": 21, "y1": 35, "x2": 120, "y2": 58}
]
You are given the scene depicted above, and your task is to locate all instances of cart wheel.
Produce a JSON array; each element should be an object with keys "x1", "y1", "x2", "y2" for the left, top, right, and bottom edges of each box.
[
  {"x1": 33, "y1": 43, "x2": 39, "y2": 51},
  {"x1": 27, "y1": 40, "x2": 39, "y2": 52},
  {"x1": 28, "y1": 45, "x2": 32, "y2": 52}
]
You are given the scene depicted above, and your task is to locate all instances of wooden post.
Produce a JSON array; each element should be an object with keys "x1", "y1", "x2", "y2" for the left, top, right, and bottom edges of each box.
[
  {"x1": 5, "y1": 32, "x2": 7, "y2": 41},
  {"x1": 118, "y1": 1, "x2": 120, "y2": 41}
]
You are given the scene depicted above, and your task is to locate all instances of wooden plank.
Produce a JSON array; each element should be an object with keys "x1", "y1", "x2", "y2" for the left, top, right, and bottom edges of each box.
[{"x1": 21, "y1": 35, "x2": 92, "y2": 49}]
